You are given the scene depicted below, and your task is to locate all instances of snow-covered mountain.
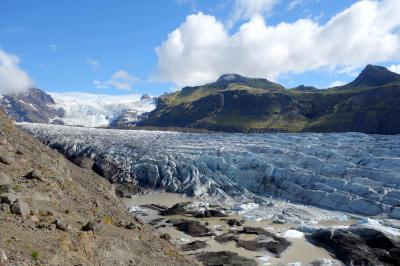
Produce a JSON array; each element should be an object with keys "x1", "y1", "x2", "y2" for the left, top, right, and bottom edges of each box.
[
  {"x1": 0, "y1": 88, "x2": 156, "y2": 127},
  {"x1": 0, "y1": 88, "x2": 65, "y2": 124},
  {"x1": 49, "y1": 92, "x2": 156, "y2": 127}
]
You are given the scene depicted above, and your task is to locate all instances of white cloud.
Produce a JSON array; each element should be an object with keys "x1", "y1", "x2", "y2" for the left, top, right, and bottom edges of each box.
[
  {"x1": 388, "y1": 64, "x2": 400, "y2": 73},
  {"x1": 156, "y1": 0, "x2": 400, "y2": 87},
  {"x1": 176, "y1": 0, "x2": 197, "y2": 12},
  {"x1": 86, "y1": 57, "x2": 100, "y2": 71},
  {"x1": 49, "y1": 44, "x2": 58, "y2": 52},
  {"x1": 0, "y1": 49, "x2": 34, "y2": 94},
  {"x1": 94, "y1": 70, "x2": 138, "y2": 90},
  {"x1": 329, "y1": 81, "x2": 346, "y2": 87},
  {"x1": 287, "y1": 0, "x2": 303, "y2": 11},
  {"x1": 229, "y1": 0, "x2": 279, "y2": 26}
]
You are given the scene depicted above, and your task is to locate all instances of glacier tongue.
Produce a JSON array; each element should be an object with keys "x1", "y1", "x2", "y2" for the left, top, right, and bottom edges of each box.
[
  {"x1": 20, "y1": 123, "x2": 400, "y2": 218},
  {"x1": 49, "y1": 92, "x2": 156, "y2": 127}
]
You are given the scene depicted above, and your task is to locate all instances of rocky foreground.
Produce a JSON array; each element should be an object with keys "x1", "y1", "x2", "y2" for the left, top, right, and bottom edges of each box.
[
  {"x1": 21, "y1": 123, "x2": 400, "y2": 219},
  {"x1": 0, "y1": 111, "x2": 196, "y2": 265}
]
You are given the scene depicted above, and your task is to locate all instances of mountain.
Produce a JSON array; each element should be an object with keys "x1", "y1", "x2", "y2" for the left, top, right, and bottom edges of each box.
[
  {"x1": 139, "y1": 65, "x2": 400, "y2": 134},
  {"x1": 49, "y1": 92, "x2": 156, "y2": 128},
  {"x1": 0, "y1": 110, "x2": 194, "y2": 265},
  {"x1": 0, "y1": 89, "x2": 156, "y2": 128},
  {"x1": 0, "y1": 88, "x2": 64, "y2": 124},
  {"x1": 346, "y1": 64, "x2": 400, "y2": 88}
]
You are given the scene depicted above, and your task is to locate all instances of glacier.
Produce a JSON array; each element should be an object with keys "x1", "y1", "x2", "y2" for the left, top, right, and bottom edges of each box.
[
  {"x1": 20, "y1": 123, "x2": 400, "y2": 218},
  {"x1": 49, "y1": 92, "x2": 156, "y2": 127}
]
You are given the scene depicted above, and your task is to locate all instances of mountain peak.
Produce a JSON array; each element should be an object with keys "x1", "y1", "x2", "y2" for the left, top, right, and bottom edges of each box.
[
  {"x1": 216, "y1": 74, "x2": 246, "y2": 83},
  {"x1": 348, "y1": 65, "x2": 400, "y2": 87},
  {"x1": 210, "y1": 73, "x2": 285, "y2": 90}
]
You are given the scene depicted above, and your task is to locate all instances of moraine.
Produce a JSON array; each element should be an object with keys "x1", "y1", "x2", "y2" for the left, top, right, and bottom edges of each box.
[{"x1": 20, "y1": 123, "x2": 400, "y2": 219}]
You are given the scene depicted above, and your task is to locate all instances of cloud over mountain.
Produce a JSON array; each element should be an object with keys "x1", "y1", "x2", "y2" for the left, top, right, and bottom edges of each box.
[
  {"x1": 0, "y1": 49, "x2": 33, "y2": 94},
  {"x1": 156, "y1": 0, "x2": 400, "y2": 87},
  {"x1": 94, "y1": 70, "x2": 138, "y2": 90}
]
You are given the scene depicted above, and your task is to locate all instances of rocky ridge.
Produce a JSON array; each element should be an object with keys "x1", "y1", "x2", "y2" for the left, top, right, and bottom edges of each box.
[
  {"x1": 0, "y1": 111, "x2": 196, "y2": 265},
  {"x1": 0, "y1": 88, "x2": 64, "y2": 124}
]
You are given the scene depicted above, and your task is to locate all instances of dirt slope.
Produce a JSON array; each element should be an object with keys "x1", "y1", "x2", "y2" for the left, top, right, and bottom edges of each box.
[{"x1": 0, "y1": 111, "x2": 196, "y2": 265}]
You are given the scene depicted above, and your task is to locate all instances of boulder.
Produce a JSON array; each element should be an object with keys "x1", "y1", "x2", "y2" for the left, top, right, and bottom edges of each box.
[
  {"x1": 160, "y1": 202, "x2": 192, "y2": 216},
  {"x1": 214, "y1": 233, "x2": 239, "y2": 244},
  {"x1": 10, "y1": 200, "x2": 30, "y2": 218},
  {"x1": 306, "y1": 227, "x2": 400, "y2": 266},
  {"x1": 0, "y1": 172, "x2": 11, "y2": 185},
  {"x1": 71, "y1": 156, "x2": 94, "y2": 169},
  {"x1": 0, "y1": 193, "x2": 18, "y2": 205},
  {"x1": 0, "y1": 172, "x2": 11, "y2": 193},
  {"x1": 81, "y1": 220, "x2": 105, "y2": 234},
  {"x1": 0, "y1": 203, "x2": 10, "y2": 213},
  {"x1": 115, "y1": 183, "x2": 143, "y2": 198},
  {"x1": 236, "y1": 237, "x2": 291, "y2": 255},
  {"x1": 160, "y1": 233, "x2": 171, "y2": 241},
  {"x1": 193, "y1": 209, "x2": 227, "y2": 218},
  {"x1": 237, "y1": 227, "x2": 291, "y2": 255},
  {"x1": 195, "y1": 251, "x2": 257, "y2": 266},
  {"x1": 25, "y1": 170, "x2": 44, "y2": 181},
  {"x1": 0, "y1": 153, "x2": 15, "y2": 165},
  {"x1": 168, "y1": 219, "x2": 215, "y2": 237},
  {"x1": 239, "y1": 227, "x2": 275, "y2": 237},
  {"x1": 225, "y1": 219, "x2": 243, "y2": 227},
  {"x1": 180, "y1": 240, "x2": 207, "y2": 252},
  {"x1": 125, "y1": 222, "x2": 137, "y2": 230},
  {"x1": 52, "y1": 218, "x2": 69, "y2": 231}
]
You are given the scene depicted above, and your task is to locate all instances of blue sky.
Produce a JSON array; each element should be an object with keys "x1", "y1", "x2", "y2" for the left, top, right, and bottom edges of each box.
[{"x1": 1, "y1": 0, "x2": 400, "y2": 96}]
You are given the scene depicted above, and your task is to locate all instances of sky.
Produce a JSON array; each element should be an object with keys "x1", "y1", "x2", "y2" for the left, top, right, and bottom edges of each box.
[{"x1": 1, "y1": 0, "x2": 400, "y2": 96}]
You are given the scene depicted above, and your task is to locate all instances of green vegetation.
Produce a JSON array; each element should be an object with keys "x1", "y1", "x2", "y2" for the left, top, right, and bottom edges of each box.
[
  {"x1": 140, "y1": 65, "x2": 400, "y2": 134},
  {"x1": 12, "y1": 184, "x2": 21, "y2": 192},
  {"x1": 31, "y1": 251, "x2": 39, "y2": 260}
]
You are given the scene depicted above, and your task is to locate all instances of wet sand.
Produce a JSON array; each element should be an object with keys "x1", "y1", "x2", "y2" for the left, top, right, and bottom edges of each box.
[{"x1": 124, "y1": 192, "x2": 346, "y2": 265}]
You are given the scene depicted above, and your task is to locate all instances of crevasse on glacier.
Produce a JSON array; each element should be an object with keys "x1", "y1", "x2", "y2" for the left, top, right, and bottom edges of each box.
[{"x1": 21, "y1": 123, "x2": 400, "y2": 218}]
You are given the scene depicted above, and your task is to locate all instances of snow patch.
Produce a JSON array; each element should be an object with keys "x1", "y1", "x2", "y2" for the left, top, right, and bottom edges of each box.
[
  {"x1": 28, "y1": 103, "x2": 38, "y2": 111},
  {"x1": 281, "y1": 230, "x2": 304, "y2": 238}
]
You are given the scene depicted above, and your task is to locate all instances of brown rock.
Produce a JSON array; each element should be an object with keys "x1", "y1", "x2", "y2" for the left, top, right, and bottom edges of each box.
[
  {"x1": 0, "y1": 193, "x2": 18, "y2": 205},
  {"x1": 25, "y1": 170, "x2": 44, "y2": 181},
  {"x1": 10, "y1": 200, "x2": 30, "y2": 218},
  {"x1": 0, "y1": 153, "x2": 15, "y2": 165},
  {"x1": 0, "y1": 203, "x2": 10, "y2": 213},
  {"x1": 82, "y1": 220, "x2": 105, "y2": 234}
]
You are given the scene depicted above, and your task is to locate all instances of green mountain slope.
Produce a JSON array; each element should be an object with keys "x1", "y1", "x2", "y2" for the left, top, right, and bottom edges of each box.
[{"x1": 140, "y1": 65, "x2": 400, "y2": 134}]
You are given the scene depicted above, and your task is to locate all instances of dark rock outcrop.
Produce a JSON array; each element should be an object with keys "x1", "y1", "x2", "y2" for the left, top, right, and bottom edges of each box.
[
  {"x1": 160, "y1": 202, "x2": 227, "y2": 218},
  {"x1": 167, "y1": 219, "x2": 215, "y2": 237},
  {"x1": 195, "y1": 251, "x2": 258, "y2": 266},
  {"x1": 214, "y1": 233, "x2": 239, "y2": 244},
  {"x1": 237, "y1": 227, "x2": 291, "y2": 255},
  {"x1": 180, "y1": 240, "x2": 207, "y2": 252},
  {"x1": 306, "y1": 226, "x2": 400, "y2": 266},
  {"x1": 114, "y1": 183, "x2": 143, "y2": 198}
]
